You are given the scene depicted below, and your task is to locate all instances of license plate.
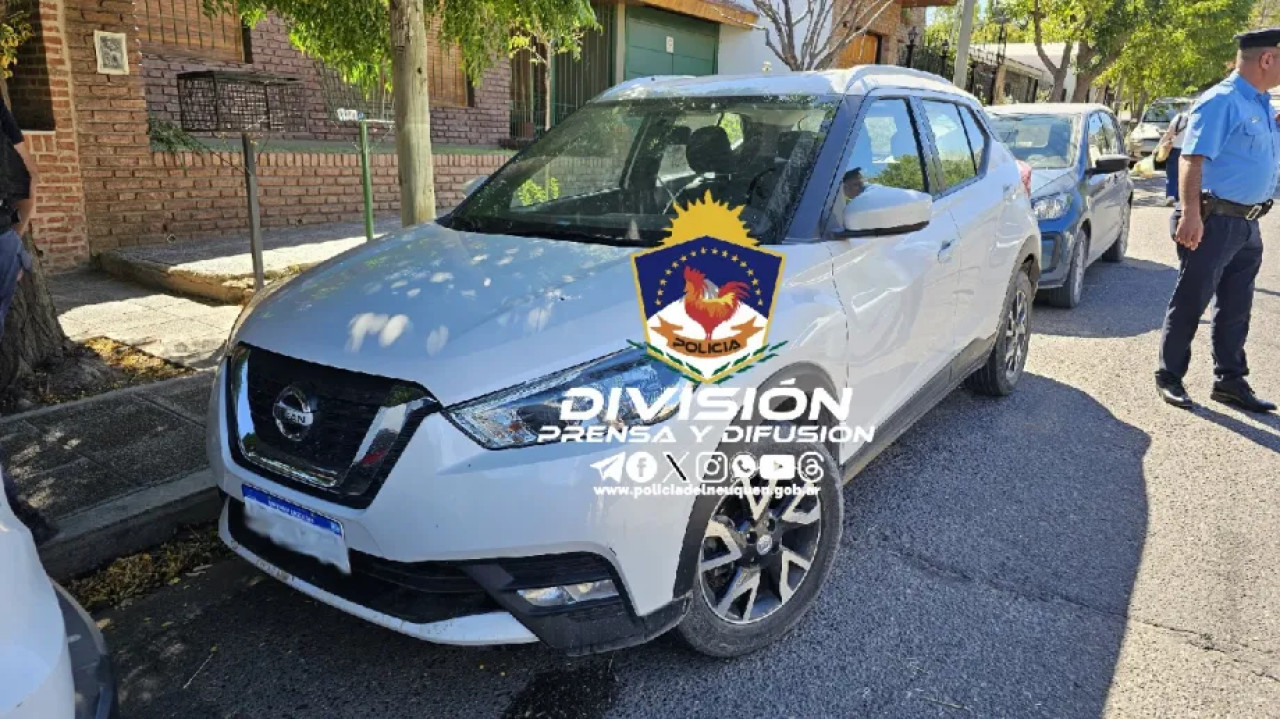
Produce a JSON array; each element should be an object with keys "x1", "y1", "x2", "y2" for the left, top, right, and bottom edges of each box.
[{"x1": 241, "y1": 485, "x2": 350, "y2": 574}]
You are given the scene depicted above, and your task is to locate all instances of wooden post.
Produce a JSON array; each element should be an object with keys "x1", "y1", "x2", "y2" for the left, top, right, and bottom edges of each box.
[
  {"x1": 241, "y1": 132, "x2": 265, "y2": 291},
  {"x1": 390, "y1": 0, "x2": 436, "y2": 225}
]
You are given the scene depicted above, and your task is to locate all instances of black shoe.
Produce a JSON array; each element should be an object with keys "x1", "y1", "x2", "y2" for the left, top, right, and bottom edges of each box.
[
  {"x1": 1156, "y1": 377, "x2": 1194, "y2": 408},
  {"x1": 12, "y1": 500, "x2": 58, "y2": 546},
  {"x1": 1211, "y1": 380, "x2": 1277, "y2": 413}
]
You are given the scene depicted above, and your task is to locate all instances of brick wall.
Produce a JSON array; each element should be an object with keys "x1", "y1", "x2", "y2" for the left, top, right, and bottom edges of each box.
[
  {"x1": 14, "y1": 0, "x2": 90, "y2": 270},
  {"x1": 123, "y1": 150, "x2": 512, "y2": 239},
  {"x1": 141, "y1": 13, "x2": 512, "y2": 146}
]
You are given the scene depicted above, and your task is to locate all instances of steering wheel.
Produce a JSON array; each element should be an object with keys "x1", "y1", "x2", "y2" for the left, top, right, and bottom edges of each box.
[{"x1": 746, "y1": 166, "x2": 778, "y2": 202}]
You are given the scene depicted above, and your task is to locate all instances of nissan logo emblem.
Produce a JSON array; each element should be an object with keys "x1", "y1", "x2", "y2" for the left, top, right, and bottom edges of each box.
[{"x1": 273, "y1": 385, "x2": 315, "y2": 442}]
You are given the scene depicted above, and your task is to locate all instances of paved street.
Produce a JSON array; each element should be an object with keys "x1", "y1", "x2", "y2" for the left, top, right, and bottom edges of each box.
[{"x1": 96, "y1": 179, "x2": 1280, "y2": 718}]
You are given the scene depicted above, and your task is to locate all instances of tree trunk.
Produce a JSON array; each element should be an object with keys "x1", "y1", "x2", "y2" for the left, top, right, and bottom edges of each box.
[
  {"x1": 390, "y1": 0, "x2": 436, "y2": 225},
  {"x1": 0, "y1": 234, "x2": 69, "y2": 393},
  {"x1": 543, "y1": 40, "x2": 553, "y2": 132}
]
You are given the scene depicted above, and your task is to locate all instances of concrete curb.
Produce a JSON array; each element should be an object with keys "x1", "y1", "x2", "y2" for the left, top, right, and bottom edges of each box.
[
  {"x1": 0, "y1": 372, "x2": 214, "y2": 427},
  {"x1": 98, "y1": 251, "x2": 251, "y2": 305},
  {"x1": 38, "y1": 468, "x2": 221, "y2": 581}
]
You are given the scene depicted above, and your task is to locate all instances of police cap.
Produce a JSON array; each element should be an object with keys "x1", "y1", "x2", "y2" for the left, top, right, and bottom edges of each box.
[{"x1": 1235, "y1": 28, "x2": 1280, "y2": 49}]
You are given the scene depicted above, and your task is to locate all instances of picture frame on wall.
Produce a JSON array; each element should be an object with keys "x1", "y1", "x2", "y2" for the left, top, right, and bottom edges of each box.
[{"x1": 94, "y1": 31, "x2": 129, "y2": 75}]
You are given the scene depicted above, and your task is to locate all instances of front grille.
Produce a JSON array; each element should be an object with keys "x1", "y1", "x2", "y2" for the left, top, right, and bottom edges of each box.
[
  {"x1": 228, "y1": 344, "x2": 439, "y2": 508},
  {"x1": 244, "y1": 349, "x2": 386, "y2": 473},
  {"x1": 228, "y1": 499, "x2": 499, "y2": 625}
]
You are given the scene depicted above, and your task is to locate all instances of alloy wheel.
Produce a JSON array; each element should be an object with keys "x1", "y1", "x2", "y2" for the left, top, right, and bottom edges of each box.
[
  {"x1": 1003, "y1": 285, "x2": 1030, "y2": 381},
  {"x1": 1070, "y1": 241, "x2": 1085, "y2": 304},
  {"x1": 699, "y1": 474, "x2": 822, "y2": 624}
]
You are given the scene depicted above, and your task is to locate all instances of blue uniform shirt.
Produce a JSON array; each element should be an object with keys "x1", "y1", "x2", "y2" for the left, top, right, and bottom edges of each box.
[{"x1": 1182, "y1": 72, "x2": 1280, "y2": 205}]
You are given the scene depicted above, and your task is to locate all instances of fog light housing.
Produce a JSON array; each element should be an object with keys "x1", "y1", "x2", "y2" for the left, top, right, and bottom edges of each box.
[{"x1": 518, "y1": 580, "x2": 618, "y2": 607}]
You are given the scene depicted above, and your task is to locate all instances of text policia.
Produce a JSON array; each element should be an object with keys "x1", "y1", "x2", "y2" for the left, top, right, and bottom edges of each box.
[{"x1": 537, "y1": 383, "x2": 874, "y2": 445}]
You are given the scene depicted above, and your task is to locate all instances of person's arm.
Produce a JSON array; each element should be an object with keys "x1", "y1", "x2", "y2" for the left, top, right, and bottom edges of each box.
[
  {"x1": 1176, "y1": 155, "x2": 1205, "y2": 250},
  {"x1": 1175, "y1": 97, "x2": 1229, "y2": 251}
]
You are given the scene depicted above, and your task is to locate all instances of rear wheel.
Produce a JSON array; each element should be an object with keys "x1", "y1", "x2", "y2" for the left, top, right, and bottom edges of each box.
[
  {"x1": 1102, "y1": 201, "x2": 1131, "y2": 263},
  {"x1": 677, "y1": 438, "x2": 842, "y2": 657},
  {"x1": 966, "y1": 267, "x2": 1033, "y2": 397}
]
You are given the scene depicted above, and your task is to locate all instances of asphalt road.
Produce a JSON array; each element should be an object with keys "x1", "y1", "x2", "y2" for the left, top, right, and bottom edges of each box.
[{"x1": 97, "y1": 178, "x2": 1280, "y2": 718}]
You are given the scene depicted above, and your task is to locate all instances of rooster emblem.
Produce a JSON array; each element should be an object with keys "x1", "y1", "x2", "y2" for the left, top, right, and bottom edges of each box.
[
  {"x1": 682, "y1": 266, "x2": 750, "y2": 340},
  {"x1": 630, "y1": 192, "x2": 785, "y2": 383}
]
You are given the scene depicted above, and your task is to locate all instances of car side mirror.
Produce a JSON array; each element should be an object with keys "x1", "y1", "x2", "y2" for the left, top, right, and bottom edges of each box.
[
  {"x1": 1090, "y1": 154, "x2": 1130, "y2": 175},
  {"x1": 839, "y1": 185, "x2": 932, "y2": 238},
  {"x1": 462, "y1": 175, "x2": 488, "y2": 198}
]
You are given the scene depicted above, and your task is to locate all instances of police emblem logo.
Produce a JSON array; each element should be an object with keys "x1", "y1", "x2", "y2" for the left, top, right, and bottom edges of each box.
[{"x1": 631, "y1": 191, "x2": 785, "y2": 384}]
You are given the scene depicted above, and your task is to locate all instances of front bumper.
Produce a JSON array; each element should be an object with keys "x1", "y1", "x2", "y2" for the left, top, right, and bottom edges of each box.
[
  {"x1": 1128, "y1": 138, "x2": 1159, "y2": 161},
  {"x1": 1034, "y1": 210, "x2": 1083, "y2": 290},
  {"x1": 56, "y1": 584, "x2": 117, "y2": 719},
  {"x1": 208, "y1": 364, "x2": 711, "y2": 655}
]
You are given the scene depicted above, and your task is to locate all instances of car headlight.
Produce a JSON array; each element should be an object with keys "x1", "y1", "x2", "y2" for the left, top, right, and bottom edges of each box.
[
  {"x1": 1032, "y1": 193, "x2": 1072, "y2": 220},
  {"x1": 445, "y1": 349, "x2": 687, "y2": 449}
]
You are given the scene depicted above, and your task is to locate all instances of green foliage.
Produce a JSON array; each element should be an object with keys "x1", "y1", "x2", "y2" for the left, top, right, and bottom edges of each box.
[
  {"x1": 210, "y1": 0, "x2": 597, "y2": 92},
  {"x1": 0, "y1": 8, "x2": 33, "y2": 80},
  {"x1": 873, "y1": 156, "x2": 925, "y2": 192},
  {"x1": 147, "y1": 117, "x2": 208, "y2": 154},
  {"x1": 1103, "y1": 0, "x2": 1251, "y2": 100},
  {"x1": 515, "y1": 175, "x2": 560, "y2": 206}
]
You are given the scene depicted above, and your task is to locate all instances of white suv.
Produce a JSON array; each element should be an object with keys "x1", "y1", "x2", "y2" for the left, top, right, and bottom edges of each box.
[{"x1": 210, "y1": 67, "x2": 1039, "y2": 657}]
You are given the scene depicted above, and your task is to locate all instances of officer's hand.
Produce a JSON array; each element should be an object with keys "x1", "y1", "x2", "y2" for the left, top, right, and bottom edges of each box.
[{"x1": 1175, "y1": 213, "x2": 1204, "y2": 250}]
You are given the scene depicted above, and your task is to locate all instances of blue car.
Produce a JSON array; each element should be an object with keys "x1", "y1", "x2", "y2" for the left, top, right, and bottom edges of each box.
[{"x1": 989, "y1": 104, "x2": 1133, "y2": 308}]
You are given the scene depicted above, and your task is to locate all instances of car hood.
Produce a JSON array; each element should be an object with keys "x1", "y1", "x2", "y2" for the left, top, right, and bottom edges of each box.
[
  {"x1": 1030, "y1": 167, "x2": 1078, "y2": 199},
  {"x1": 1129, "y1": 122, "x2": 1166, "y2": 140},
  {"x1": 235, "y1": 223, "x2": 662, "y2": 405}
]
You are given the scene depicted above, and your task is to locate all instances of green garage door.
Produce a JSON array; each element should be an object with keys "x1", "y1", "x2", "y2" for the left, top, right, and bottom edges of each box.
[{"x1": 624, "y1": 6, "x2": 718, "y2": 80}]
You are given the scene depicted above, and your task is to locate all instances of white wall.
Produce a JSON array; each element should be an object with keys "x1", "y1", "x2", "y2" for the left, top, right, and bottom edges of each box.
[{"x1": 717, "y1": 24, "x2": 789, "y2": 75}]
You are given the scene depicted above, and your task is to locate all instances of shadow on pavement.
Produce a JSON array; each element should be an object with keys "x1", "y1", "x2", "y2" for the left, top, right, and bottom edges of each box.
[
  {"x1": 1037, "y1": 257, "x2": 1177, "y2": 339},
  {"x1": 1192, "y1": 402, "x2": 1280, "y2": 454}
]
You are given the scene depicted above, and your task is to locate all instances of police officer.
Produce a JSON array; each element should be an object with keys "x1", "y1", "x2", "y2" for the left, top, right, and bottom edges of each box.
[{"x1": 1156, "y1": 29, "x2": 1280, "y2": 413}]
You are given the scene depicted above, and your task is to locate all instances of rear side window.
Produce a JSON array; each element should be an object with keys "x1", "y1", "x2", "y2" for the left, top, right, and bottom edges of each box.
[
  {"x1": 846, "y1": 98, "x2": 927, "y2": 193},
  {"x1": 923, "y1": 100, "x2": 978, "y2": 189},
  {"x1": 960, "y1": 107, "x2": 988, "y2": 172}
]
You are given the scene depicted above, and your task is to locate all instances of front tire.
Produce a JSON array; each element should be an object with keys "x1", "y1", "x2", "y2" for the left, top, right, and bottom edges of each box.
[
  {"x1": 676, "y1": 437, "x2": 842, "y2": 657},
  {"x1": 966, "y1": 267, "x2": 1033, "y2": 397}
]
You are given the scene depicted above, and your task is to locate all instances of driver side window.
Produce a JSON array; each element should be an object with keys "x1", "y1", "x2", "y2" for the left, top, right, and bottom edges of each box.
[
  {"x1": 1086, "y1": 113, "x2": 1108, "y2": 165},
  {"x1": 845, "y1": 99, "x2": 927, "y2": 195}
]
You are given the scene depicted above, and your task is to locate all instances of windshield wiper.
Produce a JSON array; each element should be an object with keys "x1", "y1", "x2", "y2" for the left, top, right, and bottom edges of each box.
[{"x1": 501, "y1": 226, "x2": 654, "y2": 247}]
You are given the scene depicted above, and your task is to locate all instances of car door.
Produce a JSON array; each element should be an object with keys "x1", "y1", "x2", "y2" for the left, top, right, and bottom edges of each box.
[
  {"x1": 1083, "y1": 111, "x2": 1120, "y2": 253},
  {"x1": 918, "y1": 98, "x2": 1001, "y2": 353},
  {"x1": 826, "y1": 96, "x2": 962, "y2": 431}
]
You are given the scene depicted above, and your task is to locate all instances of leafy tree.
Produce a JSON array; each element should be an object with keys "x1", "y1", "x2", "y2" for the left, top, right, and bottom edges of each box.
[
  {"x1": 1103, "y1": 0, "x2": 1250, "y2": 109},
  {"x1": 214, "y1": 0, "x2": 598, "y2": 221}
]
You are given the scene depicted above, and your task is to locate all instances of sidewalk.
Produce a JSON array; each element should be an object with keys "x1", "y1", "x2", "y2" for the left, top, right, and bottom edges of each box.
[
  {"x1": 1, "y1": 374, "x2": 218, "y2": 579},
  {"x1": 51, "y1": 271, "x2": 238, "y2": 370},
  {"x1": 98, "y1": 216, "x2": 400, "y2": 303}
]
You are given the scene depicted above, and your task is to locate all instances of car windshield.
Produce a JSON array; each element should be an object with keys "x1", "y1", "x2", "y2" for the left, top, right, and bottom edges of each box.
[
  {"x1": 990, "y1": 114, "x2": 1079, "y2": 170},
  {"x1": 443, "y1": 95, "x2": 840, "y2": 245},
  {"x1": 1141, "y1": 102, "x2": 1187, "y2": 125}
]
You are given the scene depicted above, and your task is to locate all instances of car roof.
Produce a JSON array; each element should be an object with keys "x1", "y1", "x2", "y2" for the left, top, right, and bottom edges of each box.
[
  {"x1": 987, "y1": 103, "x2": 1112, "y2": 117},
  {"x1": 593, "y1": 66, "x2": 976, "y2": 103}
]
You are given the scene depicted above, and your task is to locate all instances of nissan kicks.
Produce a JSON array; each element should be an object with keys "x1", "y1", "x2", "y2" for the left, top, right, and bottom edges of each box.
[{"x1": 210, "y1": 67, "x2": 1041, "y2": 657}]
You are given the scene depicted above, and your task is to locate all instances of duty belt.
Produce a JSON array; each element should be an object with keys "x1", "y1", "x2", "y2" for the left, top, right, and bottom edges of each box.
[{"x1": 1200, "y1": 192, "x2": 1273, "y2": 220}]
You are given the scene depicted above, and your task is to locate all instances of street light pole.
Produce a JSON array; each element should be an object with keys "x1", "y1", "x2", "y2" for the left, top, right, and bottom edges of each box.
[{"x1": 952, "y1": 0, "x2": 978, "y2": 88}]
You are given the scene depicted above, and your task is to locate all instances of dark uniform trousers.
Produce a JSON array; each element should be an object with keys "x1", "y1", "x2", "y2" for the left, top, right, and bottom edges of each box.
[
  {"x1": 1158, "y1": 210, "x2": 1264, "y2": 383},
  {"x1": 1, "y1": 228, "x2": 22, "y2": 506}
]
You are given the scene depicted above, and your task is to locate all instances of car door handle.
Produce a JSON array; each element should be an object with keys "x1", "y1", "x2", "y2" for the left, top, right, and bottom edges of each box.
[{"x1": 938, "y1": 238, "x2": 956, "y2": 262}]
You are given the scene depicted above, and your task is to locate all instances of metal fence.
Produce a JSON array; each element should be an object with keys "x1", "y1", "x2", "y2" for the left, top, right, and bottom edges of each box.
[
  {"x1": 898, "y1": 41, "x2": 1040, "y2": 106},
  {"x1": 509, "y1": 2, "x2": 616, "y2": 146}
]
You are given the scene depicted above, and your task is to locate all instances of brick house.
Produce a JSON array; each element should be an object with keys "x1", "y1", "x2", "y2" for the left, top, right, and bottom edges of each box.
[{"x1": 8, "y1": 0, "x2": 515, "y2": 271}]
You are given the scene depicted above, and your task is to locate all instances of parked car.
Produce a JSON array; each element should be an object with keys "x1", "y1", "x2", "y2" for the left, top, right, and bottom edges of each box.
[
  {"x1": 989, "y1": 104, "x2": 1133, "y2": 308},
  {"x1": 1125, "y1": 97, "x2": 1193, "y2": 163},
  {"x1": 210, "y1": 67, "x2": 1040, "y2": 658},
  {"x1": 0, "y1": 471, "x2": 117, "y2": 719}
]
